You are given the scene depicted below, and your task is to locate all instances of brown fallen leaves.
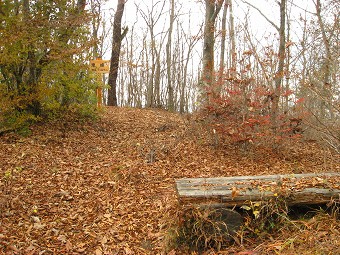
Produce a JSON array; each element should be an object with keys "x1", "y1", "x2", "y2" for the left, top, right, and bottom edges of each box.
[{"x1": 0, "y1": 107, "x2": 339, "y2": 254}]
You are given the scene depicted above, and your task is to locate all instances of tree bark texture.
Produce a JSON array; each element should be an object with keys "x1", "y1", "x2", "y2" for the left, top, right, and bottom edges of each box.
[
  {"x1": 22, "y1": 0, "x2": 41, "y2": 115},
  {"x1": 217, "y1": 0, "x2": 228, "y2": 95},
  {"x1": 271, "y1": 0, "x2": 286, "y2": 131},
  {"x1": 108, "y1": 0, "x2": 127, "y2": 106},
  {"x1": 77, "y1": 0, "x2": 86, "y2": 13},
  {"x1": 166, "y1": 0, "x2": 175, "y2": 111},
  {"x1": 176, "y1": 172, "x2": 340, "y2": 207},
  {"x1": 228, "y1": 0, "x2": 236, "y2": 72},
  {"x1": 315, "y1": 0, "x2": 333, "y2": 119},
  {"x1": 202, "y1": 0, "x2": 224, "y2": 104}
]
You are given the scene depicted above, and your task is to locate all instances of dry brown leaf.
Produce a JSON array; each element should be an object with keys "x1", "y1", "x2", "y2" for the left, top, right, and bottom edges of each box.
[
  {"x1": 95, "y1": 248, "x2": 102, "y2": 255},
  {"x1": 124, "y1": 247, "x2": 134, "y2": 254},
  {"x1": 101, "y1": 236, "x2": 108, "y2": 244},
  {"x1": 65, "y1": 240, "x2": 72, "y2": 251},
  {"x1": 231, "y1": 186, "x2": 239, "y2": 198},
  {"x1": 57, "y1": 235, "x2": 67, "y2": 243}
]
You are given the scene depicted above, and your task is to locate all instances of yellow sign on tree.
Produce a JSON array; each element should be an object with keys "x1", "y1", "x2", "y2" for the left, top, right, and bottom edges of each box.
[
  {"x1": 90, "y1": 59, "x2": 110, "y2": 73},
  {"x1": 90, "y1": 58, "x2": 110, "y2": 107}
]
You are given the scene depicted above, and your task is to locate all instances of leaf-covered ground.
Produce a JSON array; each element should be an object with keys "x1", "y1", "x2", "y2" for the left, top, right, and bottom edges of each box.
[{"x1": 1, "y1": 107, "x2": 339, "y2": 254}]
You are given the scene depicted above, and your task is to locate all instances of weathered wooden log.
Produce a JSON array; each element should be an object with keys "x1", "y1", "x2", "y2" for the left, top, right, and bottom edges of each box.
[{"x1": 176, "y1": 172, "x2": 340, "y2": 207}]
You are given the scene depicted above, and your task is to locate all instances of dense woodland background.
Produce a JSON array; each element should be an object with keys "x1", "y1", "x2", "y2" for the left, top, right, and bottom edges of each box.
[
  {"x1": 0, "y1": 1, "x2": 340, "y2": 254},
  {"x1": 0, "y1": 0, "x2": 339, "y2": 151}
]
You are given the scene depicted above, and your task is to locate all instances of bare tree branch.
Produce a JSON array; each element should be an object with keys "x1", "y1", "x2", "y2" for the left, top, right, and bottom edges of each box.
[
  {"x1": 212, "y1": 0, "x2": 225, "y2": 21},
  {"x1": 287, "y1": 0, "x2": 315, "y2": 15},
  {"x1": 240, "y1": 0, "x2": 279, "y2": 31}
]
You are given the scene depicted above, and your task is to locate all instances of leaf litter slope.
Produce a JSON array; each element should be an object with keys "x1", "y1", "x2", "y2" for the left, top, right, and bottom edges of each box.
[{"x1": 0, "y1": 107, "x2": 339, "y2": 254}]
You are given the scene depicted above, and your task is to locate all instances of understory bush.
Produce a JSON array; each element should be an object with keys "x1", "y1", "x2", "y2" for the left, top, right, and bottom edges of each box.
[
  {"x1": 0, "y1": 0, "x2": 99, "y2": 133},
  {"x1": 165, "y1": 199, "x2": 339, "y2": 253},
  {"x1": 198, "y1": 75, "x2": 305, "y2": 149}
]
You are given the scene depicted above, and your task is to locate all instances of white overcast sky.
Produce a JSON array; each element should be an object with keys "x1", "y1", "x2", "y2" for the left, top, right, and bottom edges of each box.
[
  {"x1": 101, "y1": 0, "x2": 315, "y2": 59},
  {"x1": 104, "y1": 0, "x2": 314, "y2": 32}
]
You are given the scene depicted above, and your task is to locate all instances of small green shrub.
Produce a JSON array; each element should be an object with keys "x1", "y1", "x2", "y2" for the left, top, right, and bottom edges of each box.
[
  {"x1": 0, "y1": 109, "x2": 37, "y2": 135},
  {"x1": 241, "y1": 198, "x2": 290, "y2": 238}
]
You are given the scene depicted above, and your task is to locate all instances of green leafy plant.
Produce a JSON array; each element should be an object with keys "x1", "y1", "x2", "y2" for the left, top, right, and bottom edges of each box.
[
  {"x1": 3, "y1": 170, "x2": 12, "y2": 180},
  {"x1": 241, "y1": 198, "x2": 290, "y2": 238},
  {"x1": 0, "y1": 0, "x2": 97, "y2": 131}
]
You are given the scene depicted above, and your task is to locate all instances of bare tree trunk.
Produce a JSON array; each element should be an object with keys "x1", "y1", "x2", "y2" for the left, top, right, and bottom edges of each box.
[
  {"x1": 228, "y1": 0, "x2": 236, "y2": 72},
  {"x1": 315, "y1": 0, "x2": 333, "y2": 119},
  {"x1": 241, "y1": 0, "x2": 286, "y2": 129},
  {"x1": 77, "y1": 0, "x2": 86, "y2": 13},
  {"x1": 146, "y1": 36, "x2": 155, "y2": 108},
  {"x1": 138, "y1": 1, "x2": 166, "y2": 108},
  {"x1": 271, "y1": 0, "x2": 286, "y2": 130},
  {"x1": 90, "y1": 0, "x2": 101, "y2": 59},
  {"x1": 284, "y1": 7, "x2": 291, "y2": 114},
  {"x1": 180, "y1": 40, "x2": 189, "y2": 114},
  {"x1": 154, "y1": 49, "x2": 161, "y2": 107},
  {"x1": 166, "y1": 0, "x2": 175, "y2": 111},
  {"x1": 107, "y1": 0, "x2": 127, "y2": 106},
  {"x1": 23, "y1": 0, "x2": 41, "y2": 115},
  {"x1": 126, "y1": 24, "x2": 139, "y2": 107},
  {"x1": 179, "y1": 19, "x2": 200, "y2": 113},
  {"x1": 202, "y1": 0, "x2": 224, "y2": 104},
  {"x1": 142, "y1": 35, "x2": 150, "y2": 107},
  {"x1": 217, "y1": 0, "x2": 229, "y2": 95},
  {"x1": 299, "y1": 12, "x2": 308, "y2": 112}
]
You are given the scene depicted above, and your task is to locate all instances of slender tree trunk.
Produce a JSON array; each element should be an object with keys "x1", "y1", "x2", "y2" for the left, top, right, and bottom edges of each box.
[
  {"x1": 284, "y1": 9, "x2": 291, "y2": 114},
  {"x1": 146, "y1": 35, "x2": 155, "y2": 108},
  {"x1": 228, "y1": 0, "x2": 236, "y2": 73},
  {"x1": 315, "y1": 0, "x2": 333, "y2": 119},
  {"x1": 300, "y1": 13, "x2": 308, "y2": 113},
  {"x1": 202, "y1": 0, "x2": 224, "y2": 104},
  {"x1": 217, "y1": 0, "x2": 229, "y2": 95},
  {"x1": 271, "y1": 0, "x2": 286, "y2": 130},
  {"x1": 127, "y1": 30, "x2": 134, "y2": 106},
  {"x1": 23, "y1": 0, "x2": 34, "y2": 87},
  {"x1": 107, "y1": 0, "x2": 127, "y2": 106},
  {"x1": 180, "y1": 47, "x2": 191, "y2": 114},
  {"x1": 23, "y1": 0, "x2": 41, "y2": 115},
  {"x1": 179, "y1": 19, "x2": 200, "y2": 113},
  {"x1": 90, "y1": 0, "x2": 101, "y2": 59},
  {"x1": 166, "y1": 0, "x2": 175, "y2": 111},
  {"x1": 202, "y1": 2, "x2": 215, "y2": 97},
  {"x1": 154, "y1": 50, "x2": 161, "y2": 107}
]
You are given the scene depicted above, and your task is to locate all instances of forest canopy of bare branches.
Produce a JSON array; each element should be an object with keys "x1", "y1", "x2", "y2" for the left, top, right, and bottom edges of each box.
[
  {"x1": 0, "y1": 0, "x2": 339, "y2": 150},
  {"x1": 97, "y1": 0, "x2": 340, "y2": 150}
]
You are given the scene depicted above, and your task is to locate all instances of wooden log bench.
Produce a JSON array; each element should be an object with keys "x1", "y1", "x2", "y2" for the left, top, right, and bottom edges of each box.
[
  {"x1": 174, "y1": 173, "x2": 340, "y2": 248},
  {"x1": 175, "y1": 172, "x2": 340, "y2": 207}
]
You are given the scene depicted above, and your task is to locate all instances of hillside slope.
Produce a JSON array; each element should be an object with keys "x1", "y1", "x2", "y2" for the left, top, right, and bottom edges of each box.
[{"x1": 0, "y1": 107, "x2": 339, "y2": 254}]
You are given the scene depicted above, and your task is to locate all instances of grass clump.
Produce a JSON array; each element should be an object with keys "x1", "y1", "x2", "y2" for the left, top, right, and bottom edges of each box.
[
  {"x1": 165, "y1": 206, "x2": 243, "y2": 253},
  {"x1": 241, "y1": 199, "x2": 290, "y2": 238}
]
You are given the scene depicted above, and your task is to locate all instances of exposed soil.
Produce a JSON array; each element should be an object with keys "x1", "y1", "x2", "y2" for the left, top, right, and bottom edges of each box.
[{"x1": 0, "y1": 107, "x2": 339, "y2": 254}]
